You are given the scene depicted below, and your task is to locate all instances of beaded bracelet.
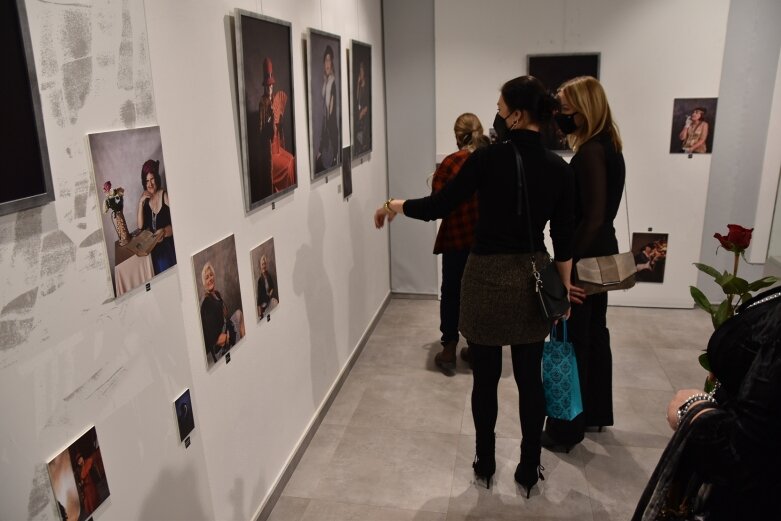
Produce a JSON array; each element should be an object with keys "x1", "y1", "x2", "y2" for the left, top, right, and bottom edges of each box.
[{"x1": 676, "y1": 392, "x2": 716, "y2": 426}]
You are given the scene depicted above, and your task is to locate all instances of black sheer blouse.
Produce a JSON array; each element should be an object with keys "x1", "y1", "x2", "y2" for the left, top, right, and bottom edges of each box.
[{"x1": 570, "y1": 133, "x2": 625, "y2": 260}]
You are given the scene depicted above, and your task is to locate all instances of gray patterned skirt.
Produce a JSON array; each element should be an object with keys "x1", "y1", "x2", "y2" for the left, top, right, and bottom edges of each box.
[{"x1": 459, "y1": 252, "x2": 552, "y2": 346}]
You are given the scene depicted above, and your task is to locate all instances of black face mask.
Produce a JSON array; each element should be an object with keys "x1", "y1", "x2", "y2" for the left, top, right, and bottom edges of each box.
[
  {"x1": 493, "y1": 112, "x2": 511, "y2": 142},
  {"x1": 554, "y1": 112, "x2": 579, "y2": 135}
]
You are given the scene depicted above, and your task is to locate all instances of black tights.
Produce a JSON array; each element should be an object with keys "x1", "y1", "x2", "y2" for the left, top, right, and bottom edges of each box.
[{"x1": 470, "y1": 341, "x2": 545, "y2": 462}]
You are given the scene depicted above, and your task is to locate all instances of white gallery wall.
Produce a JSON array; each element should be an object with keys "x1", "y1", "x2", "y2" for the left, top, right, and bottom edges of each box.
[
  {"x1": 0, "y1": 0, "x2": 388, "y2": 520},
  {"x1": 434, "y1": 0, "x2": 731, "y2": 308}
]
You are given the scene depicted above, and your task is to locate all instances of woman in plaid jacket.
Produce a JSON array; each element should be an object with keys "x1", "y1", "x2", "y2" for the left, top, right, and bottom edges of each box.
[{"x1": 431, "y1": 113, "x2": 490, "y2": 374}]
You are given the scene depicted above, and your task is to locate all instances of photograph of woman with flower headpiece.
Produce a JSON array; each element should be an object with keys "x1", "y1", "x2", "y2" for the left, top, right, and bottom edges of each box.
[{"x1": 87, "y1": 126, "x2": 177, "y2": 298}]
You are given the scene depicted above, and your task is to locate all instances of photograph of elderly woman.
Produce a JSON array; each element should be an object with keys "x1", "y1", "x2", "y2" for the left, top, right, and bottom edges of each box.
[
  {"x1": 669, "y1": 98, "x2": 718, "y2": 154},
  {"x1": 250, "y1": 237, "x2": 280, "y2": 321},
  {"x1": 47, "y1": 426, "x2": 110, "y2": 521},
  {"x1": 631, "y1": 232, "x2": 668, "y2": 283},
  {"x1": 308, "y1": 29, "x2": 342, "y2": 179},
  {"x1": 192, "y1": 235, "x2": 246, "y2": 368},
  {"x1": 87, "y1": 126, "x2": 177, "y2": 298}
]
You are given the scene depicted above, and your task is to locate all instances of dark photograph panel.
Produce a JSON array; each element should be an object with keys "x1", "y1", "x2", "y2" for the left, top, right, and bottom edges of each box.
[
  {"x1": 309, "y1": 29, "x2": 342, "y2": 179},
  {"x1": 527, "y1": 53, "x2": 600, "y2": 151},
  {"x1": 351, "y1": 40, "x2": 372, "y2": 158},
  {"x1": 47, "y1": 426, "x2": 110, "y2": 521},
  {"x1": 669, "y1": 98, "x2": 718, "y2": 155},
  {"x1": 192, "y1": 235, "x2": 246, "y2": 368},
  {"x1": 631, "y1": 232, "x2": 669, "y2": 284},
  {"x1": 342, "y1": 146, "x2": 353, "y2": 199},
  {"x1": 237, "y1": 10, "x2": 297, "y2": 210},
  {"x1": 174, "y1": 389, "x2": 195, "y2": 442}
]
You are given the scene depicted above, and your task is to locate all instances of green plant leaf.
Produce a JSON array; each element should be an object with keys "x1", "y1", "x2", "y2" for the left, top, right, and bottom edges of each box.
[
  {"x1": 698, "y1": 352, "x2": 711, "y2": 371},
  {"x1": 713, "y1": 299, "x2": 731, "y2": 328},
  {"x1": 693, "y1": 262, "x2": 720, "y2": 280},
  {"x1": 739, "y1": 292, "x2": 753, "y2": 304},
  {"x1": 747, "y1": 276, "x2": 780, "y2": 292},
  {"x1": 690, "y1": 286, "x2": 715, "y2": 314},
  {"x1": 721, "y1": 276, "x2": 749, "y2": 295}
]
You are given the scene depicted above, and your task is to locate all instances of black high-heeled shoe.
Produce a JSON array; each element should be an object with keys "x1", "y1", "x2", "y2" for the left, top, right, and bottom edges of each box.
[
  {"x1": 514, "y1": 462, "x2": 545, "y2": 498},
  {"x1": 472, "y1": 454, "x2": 496, "y2": 489}
]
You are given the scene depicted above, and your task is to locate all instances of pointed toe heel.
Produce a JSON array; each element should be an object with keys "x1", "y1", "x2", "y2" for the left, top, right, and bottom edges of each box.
[
  {"x1": 515, "y1": 462, "x2": 545, "y2": 498},
  {"x1": 472, "y1": 454, "x2": 495, "y2": 490}
]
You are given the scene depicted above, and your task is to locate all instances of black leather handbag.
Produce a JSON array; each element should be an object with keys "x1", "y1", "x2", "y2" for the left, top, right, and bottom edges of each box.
[{"x1": 510, "y1": 143, "x2": 570, "y2": 321}]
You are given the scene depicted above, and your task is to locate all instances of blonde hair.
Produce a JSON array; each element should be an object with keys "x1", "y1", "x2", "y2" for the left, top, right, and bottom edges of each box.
[
  {"x1": 558, "y1": 76, "x2": 622, "y2": 153},
  {"x1": 454, "y1": 113, "x2": 490, "y2": 152},
  {"x1": 201, "y1": 262, "x2": 215, "y2": 286}
]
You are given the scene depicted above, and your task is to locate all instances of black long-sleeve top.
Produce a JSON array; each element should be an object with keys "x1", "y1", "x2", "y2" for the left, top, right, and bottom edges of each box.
[
  {"x1": 570, "y1": 132, "x2": 625, "y2": 260},
  {"x1": 403, "y1": 129, "x2": 575, "y2": 261}
]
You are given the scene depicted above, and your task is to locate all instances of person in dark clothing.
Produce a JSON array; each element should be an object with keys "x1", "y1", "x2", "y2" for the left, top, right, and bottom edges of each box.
[
  {"x1": 431, "y1": 112, "x2": 489, "y2": 373},
  {"x1": 633, "y1": 286, "x2": 781, "y2": 520},
  {"x1": 374, "y1": 76, "x2": 575, "y2": 496},
  {"x1": 543, "y1": 75, "x2": 625, "y2": 450},
  {"x1": 136, "y1": 159, "x2": 176, "y2": 274}
]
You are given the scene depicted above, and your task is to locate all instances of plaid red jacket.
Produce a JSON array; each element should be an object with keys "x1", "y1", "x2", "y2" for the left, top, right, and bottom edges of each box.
[{"x1": 432, "y1": 149, "x2": 478, "y2": 254}]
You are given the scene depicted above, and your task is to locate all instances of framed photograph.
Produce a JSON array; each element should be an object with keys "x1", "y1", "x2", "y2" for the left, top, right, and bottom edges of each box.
[
  {"x1": 308, "y1": 29, "x2": 342, "y2": 179},
  {"x1": 47, "y1": 426, "x2": 110, "y2": 521},
  {"x1": 236, "y1": 10, "x2": 298, "y2": 211},
  {"x1": 631, "y1": 232, "x2": 669, "y2": 284},
  {"x1": 527, "y1": 52, "x2": 600, "y2": 151},
  {"x1": 192, "y1": 235, "x2": 246, "y2": 368},
  {"x1": 87, "y1": 126, "x2": 177, "y2": 298},
  {"x1": 342, "y1": 146, "x2": 353, "y2": 199},
  {"x1": 351, "y1": 40, "x2": 372, "y2": 158},
  {"x1": 174, "y1": 389, "x2": 195, "y2": 442},
  {"x1": 1, "y1": 0, "x2": 55, "y2": 217},
  {"x1": 250, "y1": 237, "x2": 279, "y2": 321},
  {"x1": 669, "y1": 98, "x2": 718, "y2": 154}
]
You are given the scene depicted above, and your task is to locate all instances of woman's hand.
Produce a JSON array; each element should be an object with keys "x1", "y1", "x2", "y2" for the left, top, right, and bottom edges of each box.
[
  {"x1": 374, "y1": 205, "x2": 396, "y2": 228},
  {"x1": 666, "y1": 388, "x2": 704, "y2": 430},
  {"x1": 568, "y1": 283, "x2": 587, "y2": 305}
]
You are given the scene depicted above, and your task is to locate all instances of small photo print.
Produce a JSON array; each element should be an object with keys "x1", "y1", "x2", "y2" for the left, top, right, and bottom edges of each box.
[
  {"x1": 342, "y1": 146, "x2": 353, "y2": 199},
  {"x1": 250, "y1": 237, "x2": 279, "y2": 321},
  {"x1": 174, "y1": 389, "x2": 195, "y2": 442},
  {"x1": 47, "y1": 426, "x2": 110, "y2": 521},
  {"x1": 631, "y1": 232, "x2": 669, "y2": 284},
  {"x1": 192, "y1": 235, "x2": 246, "y2": 368},
  {"x1": 670, "y1": 98, "x2": 718, "y2": 154}
]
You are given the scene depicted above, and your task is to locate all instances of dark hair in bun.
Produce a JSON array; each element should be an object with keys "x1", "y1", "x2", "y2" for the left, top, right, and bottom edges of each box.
[{"x1": 500, "y1": 75, "x2": 559, "y2": 124}]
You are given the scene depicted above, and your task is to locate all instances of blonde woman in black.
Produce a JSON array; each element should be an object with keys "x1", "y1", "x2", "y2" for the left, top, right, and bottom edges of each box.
[{"x1": 543, "y1": 76, "x2": 625, "y2": 450}]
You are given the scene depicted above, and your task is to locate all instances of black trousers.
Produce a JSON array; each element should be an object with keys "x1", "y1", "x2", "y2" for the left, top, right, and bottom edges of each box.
[
  {"x1": 545, "y1": 291, "x2": 613, "y2": 445},
  {"x1": 471, "y1": 341, "x2": 545, "y2": 460},
  {"x1": 439, "y1": 250, "x2": 470, "y2": 343}
]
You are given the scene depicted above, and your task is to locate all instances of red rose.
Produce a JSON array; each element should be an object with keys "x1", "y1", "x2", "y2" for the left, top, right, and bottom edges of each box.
[
  {"x1": 103, "y1": 181, "x2": 112, "y2": 194},
  {"x1": 714, "y1": 224, "x2": 753, "y2": 252}
]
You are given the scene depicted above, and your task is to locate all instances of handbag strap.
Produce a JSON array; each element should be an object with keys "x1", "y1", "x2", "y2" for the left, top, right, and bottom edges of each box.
[
  {"x1": 508, "y1": 141, "x2": 543, "y2": 281},
  {"x1": 550, "y1": 320, "x2": 568, "y2": 342}
]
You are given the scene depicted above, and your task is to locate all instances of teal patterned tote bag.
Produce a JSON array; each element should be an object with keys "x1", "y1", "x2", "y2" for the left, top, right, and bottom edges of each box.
[{"x1": 542, "y1": 321, "x2": 583, "y2": 421}]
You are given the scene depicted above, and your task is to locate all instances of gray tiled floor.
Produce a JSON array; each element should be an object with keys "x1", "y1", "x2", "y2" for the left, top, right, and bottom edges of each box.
[{"x1": 268, "y1": 298, "x2": 714, "y2": 521}]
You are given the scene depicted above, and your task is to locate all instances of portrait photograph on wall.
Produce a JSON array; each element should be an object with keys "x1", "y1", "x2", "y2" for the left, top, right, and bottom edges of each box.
[
  {"x1": 192, "y1": 235, "x2": 246, "y2": 368},
  {"x1": 2, "y1": 0, "x2": 55, "y2": 217},
  {"x1": 308, "y1": 29, "x2": 342, "y2": 179},
  {"x1": 236, "y1": 10, "x2": 298, "y2": 211},
  {"x1": 342, "y1": 146, "x2": 353, "y2": 199},
  {"x1": 250, "y1": 237, "x2": 279, "y2": 321},
  {"x1": 631, "y1": 232, "x2": 669, "y2": 283},
  {"x1": 87, "y1": 126, "x2": 177, "y2": 298},
  {"x1": 47, "y1": 426, "x2": 110, "y2": 521},
  {"x1": 527, "y1": 52, "x2": 600, "y2": 151},
  {"x1": 351, "y1": 40, "x2": 372, "y2": 158},
  {"x1": 174, "y1": 389, "x2": 195, "y2": 442},
  {"x1": 669, "y1": 98, "x2": 718, "y2": 155}
]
